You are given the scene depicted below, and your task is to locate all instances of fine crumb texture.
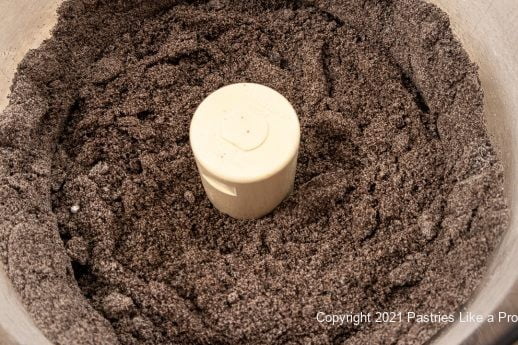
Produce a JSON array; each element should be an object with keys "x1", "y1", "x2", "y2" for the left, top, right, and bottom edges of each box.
[{"x1": 0, "y1": 0, "x2": 510, "y2": 345}]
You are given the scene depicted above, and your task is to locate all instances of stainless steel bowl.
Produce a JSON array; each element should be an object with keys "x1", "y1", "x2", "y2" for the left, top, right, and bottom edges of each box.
[{"x1": 0, "y1": 1, "x2": 517, "y2": 344}]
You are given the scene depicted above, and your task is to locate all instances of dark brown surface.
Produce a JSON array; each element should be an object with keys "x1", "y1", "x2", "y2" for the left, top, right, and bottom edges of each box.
[{"x1": 0, "y1": 0, "x2": 509, "y2": 344}]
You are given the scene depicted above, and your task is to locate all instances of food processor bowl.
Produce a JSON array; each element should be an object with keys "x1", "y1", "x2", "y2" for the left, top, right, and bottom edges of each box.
[{"x1": 0, "y1": 1, "x2": 517, "y2": 344}]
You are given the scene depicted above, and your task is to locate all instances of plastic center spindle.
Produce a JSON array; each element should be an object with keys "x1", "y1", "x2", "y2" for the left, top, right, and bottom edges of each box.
[{"x1": 220, "y1": 110, "x2": 269, "y2": 151}]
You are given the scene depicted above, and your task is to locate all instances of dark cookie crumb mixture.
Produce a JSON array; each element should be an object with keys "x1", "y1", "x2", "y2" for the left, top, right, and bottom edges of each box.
[{"x1": 0, "y1": 0, "x2": 509, "y2": 345}]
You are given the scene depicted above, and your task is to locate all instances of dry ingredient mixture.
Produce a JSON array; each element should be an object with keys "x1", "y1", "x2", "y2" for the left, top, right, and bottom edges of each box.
[{"x1": 0, "y1": 0, "x2": 509, "y2": 344}]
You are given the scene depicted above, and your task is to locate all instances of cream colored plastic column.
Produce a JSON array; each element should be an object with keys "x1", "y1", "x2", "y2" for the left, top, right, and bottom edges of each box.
[{"x1": 190, "y1": 83, "x2": 300, "y2": 219}]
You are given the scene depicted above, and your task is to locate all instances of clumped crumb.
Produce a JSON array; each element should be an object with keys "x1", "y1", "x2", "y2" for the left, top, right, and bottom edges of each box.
[
  {"x1": 101, "y1": 292, "x2": 134, "y2": 320},
  {"x1": 0, "y1": 0, "x2": 509, "y2": 345},
  {"x1": 66, "y1": 236, "x2": 89, "y2": 265}
]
